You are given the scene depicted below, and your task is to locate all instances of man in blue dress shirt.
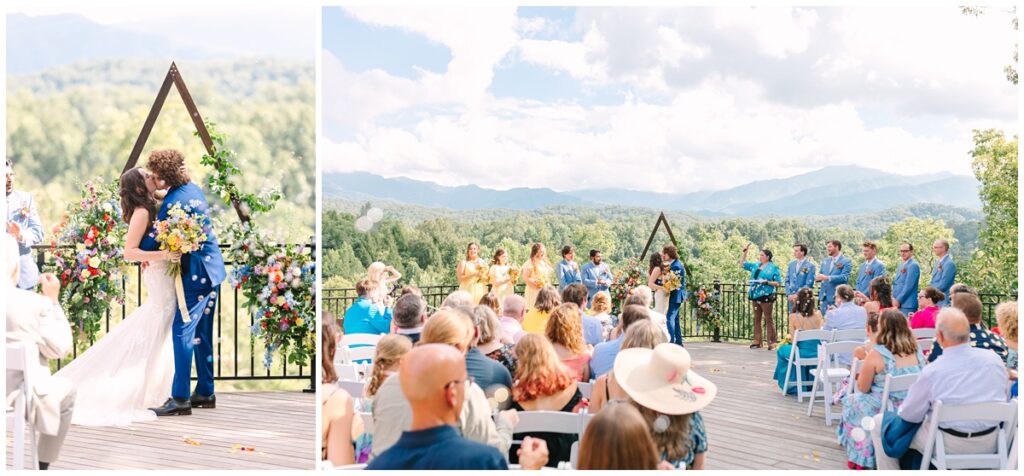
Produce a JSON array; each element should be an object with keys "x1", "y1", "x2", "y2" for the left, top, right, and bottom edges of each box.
[
  {"x1": 556, "y1": 245, "x2": 582, "y2": 292},
  {"x1": 580, "y1": 249, "x2": 612, "y2": 306},
  {"x1": 892, "y1": 243, "x2": 920, "y2": 316},
  {"x1": 854, "y1": 241, "x2": 887, "y2": 298},
  {"x1": 785, "y1": 243, "x2": 816, "y2": 312},
  {"x1": 6, "y1": 159, "x2": 44, "y2": 290},
  {"x1": 928, "y1": 239, "x2": 956, "y2": 307},
  {"x1": 814, "y1": 240, "x2": 853, "y2": 315}
]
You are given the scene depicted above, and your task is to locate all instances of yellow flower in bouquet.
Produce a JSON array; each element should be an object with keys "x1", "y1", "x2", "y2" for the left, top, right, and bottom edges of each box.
[
  {"x1": 154, "y1": 203, "x2": 209, "y2": 277},
  {"x1": 477, "y1": 262, "x2": 491, "y2": 285},
  {"x1": 662, "y1": 270, "x2": 682, "y2": 292},
  {"x1": 508, "y1": 265, "x2": 520, "y2": 283}
]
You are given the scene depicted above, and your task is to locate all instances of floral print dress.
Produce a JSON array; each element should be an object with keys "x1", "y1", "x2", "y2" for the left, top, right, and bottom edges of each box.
[{"x1": 836, "y1": 344, "x2": 924, "y2": 469}]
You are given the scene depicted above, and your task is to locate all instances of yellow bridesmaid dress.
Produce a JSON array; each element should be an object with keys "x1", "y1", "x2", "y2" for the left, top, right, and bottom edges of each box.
[
  {"x1": 522, "y1": 259, "x2": 552, "y2": 310},
  {"x1": 489, "y1": 264, "x2": 515, "y2": 303},
  {"x1": 458, "y1": 259, "x2": 488, "y2": 305}
]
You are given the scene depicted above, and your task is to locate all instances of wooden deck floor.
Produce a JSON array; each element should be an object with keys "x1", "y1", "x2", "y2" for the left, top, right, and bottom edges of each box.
[
  {"x1": 6, "y1": 391, "x2": 315, "y2": 470},
  {"x1": 688, "y1": 341, "x2": 848, "y2": 470}
]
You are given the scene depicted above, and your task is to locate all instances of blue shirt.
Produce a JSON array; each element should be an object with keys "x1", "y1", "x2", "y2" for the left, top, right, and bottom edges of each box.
[
  {"x1": 7, "y1": 190, "x2": 44, "y2": 289},
  {"x1": 581, "y1": 312, "x2": 604, "y2": 346},
  {"x1": 785, "y1": 259, "x2": 816, "y2": 296},
  {"x1": 589, "y1": 333, "x2": 623, "y2": 378},
  {"x1": 466, "y1": 347, "x2": 513, "y2": 395},
  {"x1": 824, "y1": 302, "x2": 867, "y2": 366},
  {"x1": 343, "y1": 297, "x2": 392, "y2": 335},
  {"x1": 818, "y1": 254, "x2": 853, "y2": 305},
  {"x1": 899, "y1": 344, "x2": 1008, "y2": 432},
  {"x1": 581, "y1": 261, "x2": 613, "y2": 303},
  {"x1": 557, "y1": 259, "x2": 582, "y2": 291},
  {"x1": 892, "y1": 258, "x2": 920, "y2": 312},
  {"x1": 855, "y1": 258, "x2": 887, "y2": 296},
  {"x1": 742, "y1": 261, "x2": 781, "y2": 300},
  {"x1": 366, "y1": 424, "x2": 508, "y2": 470},
  {"x1": 928, "y1": 254, "x2": 956, "y2": 307}
]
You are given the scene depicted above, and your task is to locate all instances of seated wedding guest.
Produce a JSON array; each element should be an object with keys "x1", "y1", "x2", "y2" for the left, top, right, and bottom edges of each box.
[
  {"x1": 773, "y1": 288, "x2": 824, "y2": 394},
  {"x1": 6, "y1": 159, "x2": 44, "y2": 290},
  {"x1": 590, "y1": 319, "x2": 665, "y2": 413},
  {"x1": 441, "y1": 290, "x2": 474, "y2": 310},
  {"x1": 509, "y1": 334, "x2": 585, "y2": 467},
  {"x1": 545, "y1": 303, "x2": 592, "y2": 381},
  {"x1": 837, "y1": 310, "x2": 924, "y2": 469},
  {"x1": 467, "y1": 306, "x2": 514, "y2": 398},
  {"x1": 825, "y1": 285, "x2": 867, "y2": 365},
  {"x1": 370, "y1": 308, "x2": 516, "y2": 459},
  {"x1": 561, "y1": 283, "x2": 604, "y2": 346},
  {"x1": 476, "y1": 306, "x2": 517, "y2": 378},
  {"x1": 590, "y1": 304, "x2": 651, "y2": 379},
  {"x1": 354, "y1": 335, "x2": 414, "y2": 463},
  {"x1": 499, "y1": 294, "x2": 527, "y2": 344},
  {"x1": 320, "y1": 319, "x2": 355, "y2": 467},
  {"x1": 392, "y1": 293, "x2": 427, "y2": 344},
  {"x1": 343, "y1": 279, "x2": 393, "y2": 335},
  {"x1": 626, "y1": 286, "x2": 669, "y2": 340},
  {"x1": 910, "y1": 287, "x2": 943, "y2": 329},
  {"x1": 366, "y1": 261, "x2": 401, "y2": 308},
  {"x1": 366, "y1": 344, "x2": 509, "y2": 470},
  {"x1": 577, "y1": 402, "x2": 663, "y2": 470},
  {"x1": 616, "y1": 343, "x2": 713, "y2": 469},
  {"x1": 478, "y1": 292, "x2": 501, "y2": 316},
  {"x1": 871, "y1": 308, "x2": 1009, "y2": 470},
  {"x1": 994, "y1": 302, "x2": 1017, "y2": 398},
  {"x1": 927, "y1": 293, "x2": 1009, "y2": 364},
  {"x1": 948, "y1": 283, "x2": 977, "y2": 308},
  {"x1": 859, "y1": 276, "x2": 895, "y2": 315},
  {"x1": 522, "y1": 285, "x2": 560, "y2": 333},
  {"x1": 399, "y1": 284, "x2": 422, "y2": 297},
  {"x1": 5, "y1": 235, "x2": 74, "y2": 470},
  {"x1": 589, "y1": 291, "x2": 616, "y2": 339}
]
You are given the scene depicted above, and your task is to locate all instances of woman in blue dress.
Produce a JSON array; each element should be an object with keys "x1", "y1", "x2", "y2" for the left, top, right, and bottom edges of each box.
[
  {"x1": 836, "y1": 310, "x2": 925, "y2": 469},
  {"x1": 773, "y1": 288, "x2": 824, "y2": 394},
  {"x1": 741, "y1": 245, "x2": 783, "y2": 349}
]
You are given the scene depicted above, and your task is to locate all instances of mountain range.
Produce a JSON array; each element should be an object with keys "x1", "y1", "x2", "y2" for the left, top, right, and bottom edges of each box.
[{"x1": 323, "y1": 166, "x2": 981, "y2": 217}]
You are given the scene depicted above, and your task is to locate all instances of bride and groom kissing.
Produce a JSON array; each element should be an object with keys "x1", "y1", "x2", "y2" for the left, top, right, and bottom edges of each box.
[{"x1": 56, "y1": 149, "x2": 226, "y2": 425}]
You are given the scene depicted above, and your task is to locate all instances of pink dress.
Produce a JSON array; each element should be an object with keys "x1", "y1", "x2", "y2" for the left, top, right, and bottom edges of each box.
[
  {"x1": 560, "y1": 354, "x2": 591, "y2": 382},
  {"x1": 910, "y1": 306, "x2": 939, "y2": 329}
]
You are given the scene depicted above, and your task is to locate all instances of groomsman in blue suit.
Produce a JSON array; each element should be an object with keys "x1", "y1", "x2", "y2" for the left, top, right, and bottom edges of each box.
[
  {"x1": 662, "y1": 245, "x2": 687, "y2": 346},
  {"x1": 929, "y1": 239, "x2": 956, "y2": 307},
  {"x1": 6, "y1": 159, "x2": 44, "y2": 290},
  {"x1": 581, "y1": 249, "x2": 613, "y2": 306},
  {"x1": 892, "y1": 243, "x2": 920, "y2": 316},
  {"x1": 557, "y1": 245, "x2": 582, "y2": 292},
  {"x1": 854, "y1": 241, "x2": 887, "y2": 297},
  {"x1": 814, "y1": 240, "x2": 853, "y2": 314},
  {"x1": 785, "y1": 243, "x2": 816, "y2": 312}
]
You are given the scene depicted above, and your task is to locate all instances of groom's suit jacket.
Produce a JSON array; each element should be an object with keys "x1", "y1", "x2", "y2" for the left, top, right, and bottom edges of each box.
[
  {"x1": 159, "y1": 183, "x2": 226, "y2": 291},
  {"x1": 5, "y1": 286, "x2": 74, "y2": 436}
]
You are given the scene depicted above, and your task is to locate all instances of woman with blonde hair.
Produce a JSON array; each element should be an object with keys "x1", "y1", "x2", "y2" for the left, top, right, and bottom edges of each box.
[
  {"x1": 509, "y1": 334, "x2": 583, "y2": 467},
  {"x1": 521, "y1": 243, "x2": 553, "y2": 310},
  {"x1": 366, "y1": 261, "x2": 401, "y2": 308},
  {"x1": 353, "y1": 335, "x2": 412, "y2": 462},
  {"x1": 577, "y1": 403, "x2": 661, "y2": 470},
  {"x1": 488, "y1": 248, "x2": 516, "y2": 302},
  {"x1": 590, "y1": 319, "x2": 666, "y2": 413},
  {"x1": 521, "y1": 285, "x2": 560, "y2": 333},
  {"x1": 590, "y1": 291, "x2": 616, "y2": 339},
  {"x1": 457, "y1": 242, "x2": 489, "y2": 305},
  {"x1": 475, "y1": 305, "x2": 517, "y2": 377},
  {"x1": 321, "y1": 317, "x2": 355, "y2": 467},
  {"x1": 995, "y1": 302, "x2": 1017, "y2": 397},
  {"x1": 545, "y1": 304, "x2": 592, "y2": 381}
]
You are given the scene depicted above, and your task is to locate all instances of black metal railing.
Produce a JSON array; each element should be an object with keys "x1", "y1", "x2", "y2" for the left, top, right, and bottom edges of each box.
[
  {"x1": 33, "y1": 244, "x2": 312, "y2": 382},
  {"x1": 323, "y1": 281, "x2": 1017, "y2": 343}
]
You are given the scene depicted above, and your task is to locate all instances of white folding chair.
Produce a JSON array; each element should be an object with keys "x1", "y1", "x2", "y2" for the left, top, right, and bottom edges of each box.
[
  {"x1": 336, "y1": 363, "x2": 362, "y2": 382},
  {"x1": 336, "y1": 380, "x2": 367, "y2": 404},
  {"x1": 334, "y1": 463, "x2": 367, "y2": 470},
  {"x1": 912, "y1": 327, "x2": 937, "y2": 339},
  {"x1": 569, "y1": 411, "x2": 596, "y2": 469},
  {"x1": 358, "y1": 411, "x2": 374, "y2": 435},
  {"x1": 512, "y1": 411, "x2": 583, "y2": 467},
  {"x1": 781, "y1": 329, "x2": 832, "y2": 402},
  {"x1": 832, "y1": 328, "x2": 868, "y2": 342},
  {"x1": 807, "y1": 340, "x2": 861, "y2": 425},
  {"x1": 919, "y1": 400, "x2": 1017, "y2": 470},
  {"x1": 878, "y1": 373, "x2": 920, "y2": 413},
  {"x1": 846, "y1": 358, "x2": 863, "y2": 397},
  {"x1": 340, "y1": 334, "x2": 383, "y2": 365},
  {"x1": 917, "y1": 338, "x2": 935, "y2": 356},
  {"x1": 6, "y1": 343, "x2": 38, "y2": 470},
  {"x1": 578, "y1": 381, "x2": 593, "y2": 400}
]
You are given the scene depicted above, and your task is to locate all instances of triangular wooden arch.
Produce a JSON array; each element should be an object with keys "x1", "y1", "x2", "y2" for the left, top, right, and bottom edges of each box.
[
  {"x1": 123, "y1": 62, "x2": 250, "y2": 223},
  {"x1": 639, "y1": 212, "x2": 692, "y2": 282}
]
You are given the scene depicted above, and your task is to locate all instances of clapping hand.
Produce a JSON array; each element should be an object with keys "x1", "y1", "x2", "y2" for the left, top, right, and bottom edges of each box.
[
  {"x1": 517, "y1": 437, "x2": 550, "y2": 470},
  {"x1": 40, "y1": 273, "x2": 60, "y2": 302},
  {"x1": 7, "y1": 221, "x2": 22, "y2": 241}
]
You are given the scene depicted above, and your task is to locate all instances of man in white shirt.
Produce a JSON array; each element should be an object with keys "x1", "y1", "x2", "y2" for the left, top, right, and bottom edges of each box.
[
  {"x1": 5, "y1": 234, "x2": 76, "y2": 470},
  {"x1": 871, "y1": 307, "x2": 1009, "y2": 470},
  {"x1": 498, "y1": 295, "x2": 526, "y2": 344}
]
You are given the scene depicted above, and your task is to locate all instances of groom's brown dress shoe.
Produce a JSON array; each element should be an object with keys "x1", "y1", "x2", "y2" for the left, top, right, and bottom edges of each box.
[
  {"x1": 190, "y1": 393, "x2": 216, "y2": 409},
  {"x1": 150, "y1": 397, "x2": 192, "y2": 416}
]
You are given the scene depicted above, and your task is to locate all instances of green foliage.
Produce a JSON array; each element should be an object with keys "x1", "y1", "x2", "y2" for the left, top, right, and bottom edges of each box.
[
  {"x1": 198, "y1": 120, "x2": 282, "y2": 217},
  {"x1": 962, "y1": 129, "x2": 1018, "y2": 293},
  {"x1": 882, "y1": 217, "x2": 957, "y2": 288}
]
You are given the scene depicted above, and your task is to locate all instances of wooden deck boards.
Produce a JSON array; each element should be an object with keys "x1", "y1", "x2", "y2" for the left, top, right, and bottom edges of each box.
[{"x1": 6, "y1": 391, "x2": 315, "y2": 470}]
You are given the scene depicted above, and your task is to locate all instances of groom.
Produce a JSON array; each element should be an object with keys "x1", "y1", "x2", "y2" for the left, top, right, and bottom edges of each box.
[{"x1": 146, "y1": 149, "x2": 226, "y2": 416}]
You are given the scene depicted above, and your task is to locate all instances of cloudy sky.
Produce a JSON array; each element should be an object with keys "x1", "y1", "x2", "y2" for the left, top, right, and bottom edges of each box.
[{"x1": 322, "y1": 6, "x2": 1017, "y2": 193}]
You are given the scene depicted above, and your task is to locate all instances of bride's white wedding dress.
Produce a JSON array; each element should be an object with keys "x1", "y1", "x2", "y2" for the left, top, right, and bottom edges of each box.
[
  {"x1": 654, "y1": 288, "x2": 669, "y2": 315},
  {"x1": 55, "y1": 260, "x2": 176, "y2": 427}
]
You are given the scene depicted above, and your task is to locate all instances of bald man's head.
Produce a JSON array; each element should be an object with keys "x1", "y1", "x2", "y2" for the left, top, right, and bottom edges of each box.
[
  {"x1": 936, "y1": 307, "x2": 970, "y2": 347},
  {"x1": 400, "y1": 344, "x2": 467, "y2": 427}
]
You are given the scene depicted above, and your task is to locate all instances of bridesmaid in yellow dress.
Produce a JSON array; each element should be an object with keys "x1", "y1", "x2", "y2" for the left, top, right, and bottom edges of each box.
[
  {"x1": 457, "y1": 242, "x2": 489, "y2": 305},
  {"x1": 488, "y1": 248, "x2": 516, "y2": 304},
  {"x1": 521, "y1": 243, "x2": 553, "y2": 310}
]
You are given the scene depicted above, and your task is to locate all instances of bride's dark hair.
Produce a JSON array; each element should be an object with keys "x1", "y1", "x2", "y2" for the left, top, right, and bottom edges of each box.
[{"x1": 119, "y1": 168, "x2": 157, "y2": 229}]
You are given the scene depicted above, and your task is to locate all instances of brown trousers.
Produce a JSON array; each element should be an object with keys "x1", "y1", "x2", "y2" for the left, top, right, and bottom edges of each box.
[{"x1": 752, "y1": 301, "x2": 776, "y2": 346}]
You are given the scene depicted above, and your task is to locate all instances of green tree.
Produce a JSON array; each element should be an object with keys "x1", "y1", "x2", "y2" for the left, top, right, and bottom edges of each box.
[
  {"x1": 883, "y1": 218, "x2": 957, "y2": 289},
  {"x1": 961, "y1": 129, "x2": 1018, "y2": 292}
]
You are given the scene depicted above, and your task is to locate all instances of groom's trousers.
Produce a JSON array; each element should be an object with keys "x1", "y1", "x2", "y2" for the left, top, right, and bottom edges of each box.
[{"x1": 171, "y1": 257, "x2": 219, "y2": 399}]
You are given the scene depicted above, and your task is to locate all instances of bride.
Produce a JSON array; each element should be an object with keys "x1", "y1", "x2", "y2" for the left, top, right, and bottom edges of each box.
[{"x1": 54, "y1": 167, "x2": 180, "y2": 426}]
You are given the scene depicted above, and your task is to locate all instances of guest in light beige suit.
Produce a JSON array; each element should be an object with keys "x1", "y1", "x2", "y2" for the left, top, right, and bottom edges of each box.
[{"x1": 5, "y1": 234, "x2": 76, "y2": 470}]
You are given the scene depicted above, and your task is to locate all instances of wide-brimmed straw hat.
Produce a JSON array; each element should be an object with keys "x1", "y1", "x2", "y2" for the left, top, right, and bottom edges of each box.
[{"x1": 613, "y1": 343, "x2": 718, "y2": 415}]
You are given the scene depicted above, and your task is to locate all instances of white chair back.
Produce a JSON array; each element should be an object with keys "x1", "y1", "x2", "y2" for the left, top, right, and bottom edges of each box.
[
  {"x1": 846, "y1": 359, "x2": 863, "y2": 397},
  {"x1": 794, "y1": 329, "x2": 833, "y2": 344},
  {"x1": 336, "y1": 380, "x2": 367, "y2": 400},
  {"x1": 6, "y1": 342, "x2": 37, "y2": 470},
  {"x1": 917, "y1": 338, "x2": 935, "y2": 355},
  {"x1": 912, "y1": 327, "x2": 937, "y2": 339},
  {"x1": 578, "y1": 381, "x2": 593, "y2": 400},
  {"x1": 822, "y1": 341, "x2": 862, "y2": 367},
  {"x1": 334, "y1": 463, "x2": 367, "y2": 470},
  {"x1": 358, "y1": 411, "x2": 374, "y2": 435},
  {"x1": 832, "y1": 328, "x2": 868, "y2": 342},
  {"x1": 336, "y1": 363, "x2": 361, "y2": 382},
  {"x1": 879, "y1": 373, "x2": 920, "y2": 412},
  {"x1": 343, "y1": 346, "x2": 377, "y2": 364},
  {"x1": 781, "y1": 329, "x2": 832, "y2": 400},
  {"x1": 919, "y1": 400, "x2": 1017, "y2": 470},
  {"x1": 513, "y1": 410, "x2": 582, "y2": 435},
  {"x1": 342, "y1": 334, "x2": 384, "y2": 347}
]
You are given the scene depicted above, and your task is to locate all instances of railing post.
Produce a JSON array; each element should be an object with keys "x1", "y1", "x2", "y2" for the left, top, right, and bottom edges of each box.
[{"x1": 712, "y1": 280, "x2": 722, "y2": 343}]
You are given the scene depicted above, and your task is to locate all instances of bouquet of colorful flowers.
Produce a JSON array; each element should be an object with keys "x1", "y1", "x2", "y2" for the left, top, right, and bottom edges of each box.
[
  {"x1": 508, "y1": 264, "x2": 520, "y2": 284},
  {"x1": 49, "y1": 178, "x2": 127, "y2": 342},
  {"x1": 227, "y1": 222, "x2": 316, "y2": 369},
  {"x1": 610, "y1": 258, "x2": 646, "y2": 314},
  {"x1": 153, "y1": 202, "x2": 209, "y2": 277},
  {"x1": 477, "y1": 261, "x2": 490, "y2": 285},
  {"x1": 662, "y1": 269, "x2": 682, "y2": 292},
  {"x1": 688, "y1": 287, "x2": 723, "y2": 331}
]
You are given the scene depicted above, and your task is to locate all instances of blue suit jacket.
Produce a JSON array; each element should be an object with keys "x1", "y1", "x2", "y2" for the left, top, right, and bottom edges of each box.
[
  {"x1": 855, "y1": 259, "x2": 887, "y2": 296},
  {"x1": 928, "y1": 255, "x2": 956, "y2": 306},
  {"x1": 667, "y1": 259, "x2": 687, "y2": 304},
  {"x1": 892, "y1": 258, "x2": 920, "y2": 312},
  {"x1": 6, "y1": 190, "x2": 44, "y2": 289},
  {"x1": 556, "y1": 259, "x2": 582, "y2": 291},
  {"x1": 784, "y1": 259, "x2": 816, "y2": 296},
  {"x1": 159, "y1": 183, "x2": 226, "y2": 290},
  {"x1": 818, "y1": 254, "x2": 852, "y2": 305},
  {"x1": 581, "y1": 261, "x2": 612, "y2": 299}
]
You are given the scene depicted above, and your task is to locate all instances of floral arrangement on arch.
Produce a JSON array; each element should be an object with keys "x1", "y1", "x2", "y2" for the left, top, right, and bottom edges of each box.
[
  {"x1": 48, "y1": 178, "x2": 127, "y2": 342},
  {"x1": 610, "y1": 258, "x2": 647, "y2": 314},
  {"x1": 688, "y1": 286, "x2": 723, "y2": 331}
]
